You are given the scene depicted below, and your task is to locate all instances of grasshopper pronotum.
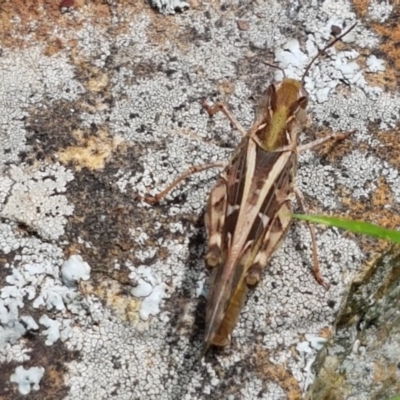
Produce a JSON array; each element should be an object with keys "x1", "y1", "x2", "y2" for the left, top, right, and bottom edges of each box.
[{"x1": 142, "y1": 23, "x2": 357, "y2": 356}]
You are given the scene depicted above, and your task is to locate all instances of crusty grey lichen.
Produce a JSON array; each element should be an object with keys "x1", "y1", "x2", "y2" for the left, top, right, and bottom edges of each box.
[
  {"x1": 0, "y1": 0, "x2": 399, "y2": 399},
  {"x1": 0, "y1": 46, "x2": 83, "y2": 168},
  {"x1": 0, "y1": 163, "x2": 74, "y2": 240}
]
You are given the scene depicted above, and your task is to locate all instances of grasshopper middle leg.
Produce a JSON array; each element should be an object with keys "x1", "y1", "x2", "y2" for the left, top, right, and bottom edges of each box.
[{"x1": 298, "y1": 130, "x2": 356, "y2": 153}]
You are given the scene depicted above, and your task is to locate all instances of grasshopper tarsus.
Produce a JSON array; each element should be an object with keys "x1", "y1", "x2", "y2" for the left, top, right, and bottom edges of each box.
[
  {"x1": 310, "y1": 226, "x2": 330, "y2": 290},
  {"x1": 132, "y1": 191, "x2": 160, "y2": 205},
  {"x1": 202, "y1": 99, "x2": 247, "y2": 137},
  {"x1": 201, "y1": 98, "x2": 221, "y2": 116},
  {"x1": 142, "y1": 195, "x2": 160, "y2": 205},
  {"x1": 314, "y1": 272, "x2": 331, "y2": 290}
]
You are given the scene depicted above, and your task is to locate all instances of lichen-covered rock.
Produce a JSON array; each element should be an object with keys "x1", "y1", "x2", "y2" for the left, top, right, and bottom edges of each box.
[{"x1": 0, "y1": 0, "x2": 399, "y2": 399}]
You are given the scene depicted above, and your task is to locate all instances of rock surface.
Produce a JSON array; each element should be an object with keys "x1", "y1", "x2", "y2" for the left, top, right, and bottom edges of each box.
[{"x1": 0, "y1": 1, "x2": 399, "y2": 399}]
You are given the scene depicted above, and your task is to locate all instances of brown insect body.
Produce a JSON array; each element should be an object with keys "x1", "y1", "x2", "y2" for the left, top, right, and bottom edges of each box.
[
  {"x1": 201, "y1": 21, "x2": 357, "y2": 353},
  {"x1": 141, "y1": 24, "x2": 357, "y2": 357},
  {"x1": 203, "y1": 79, "x2": 308, "y2": 353}
]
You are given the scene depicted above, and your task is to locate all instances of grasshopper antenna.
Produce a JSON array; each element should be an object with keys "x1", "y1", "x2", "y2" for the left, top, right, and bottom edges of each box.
[
  {"x1": 264, "y1": 62, "x2": 287, "y2": 79},
  {"x1": 301, "y1": 22, "x2": 357, "y2": 84}
]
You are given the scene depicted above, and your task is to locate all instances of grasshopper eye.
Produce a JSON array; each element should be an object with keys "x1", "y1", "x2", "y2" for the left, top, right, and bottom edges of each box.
[
  {"x1": 267, "y1": 84, "x2": 277, "y2": 112},
  {"x1": 299, "y1": 87, "x2": 308, "y2": 99},
  {"x1": 298, "y1": 96, "x2": 308, "y2": 109},
  {"x1": 288, "y1": 96, "x2": 308, "y2": 118}
]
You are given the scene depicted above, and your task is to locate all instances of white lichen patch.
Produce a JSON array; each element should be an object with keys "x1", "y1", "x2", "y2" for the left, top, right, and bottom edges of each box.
[
  {"x1": 239, "y1": 378, "x2": 265, "y2": 399},
  {"x1": 131, "y1": 279, "x2": 153, "y2": 298},
  {"x1": 337, "y1": 151, "x2": 383, "y2": 199},
  {"x1": 0, "y1": 223, "x2": 87, "y2": 361},
  {"x1": 297, "y1": 152, "x2": 340, "y2": 209},
  {"x1": 20, "y1": 315, "x2": 39, "y2": 331},
  {"x1": 61, "y1": 255, "x2": 91, "y2": 288},
  {"x1": 368, "y1": 0, "x2": 393, "y2": 22},
  {"x1": 150, "y1": 0, "x2": 189, "y2": 14},
  {"x1": 139, "y1": 283, "x2": 167, "y2": 321},
  {"x1": 129, "y1": 264, "x2": 170, "y2": 321},
  {"x1": 0, "y1": 163, "x2": 74, "y2": 240},
  {"x1": 10, "y1": 365, "x2": 45, "y2": 395},
  {"x1": 275, "y1": 23, "x2": 382, "y2": 103},
  {"x1": 39, "y1": 314, "x2": 62, "y2": 346},
  {"x1": 62, "y1": 299, "x2": 194, "y2": 400},
  {"x1": 295, "y1": 332, "x2": 330, "y2": 391},
  {"x1": 366, "y1": 55, "x2": 386, "y2": 73}
]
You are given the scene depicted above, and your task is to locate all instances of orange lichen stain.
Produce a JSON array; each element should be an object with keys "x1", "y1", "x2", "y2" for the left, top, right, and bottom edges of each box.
[
  {"x1": 46, "y1": 364, "x2": 65, "y2": 391},
  {"x1": 352, "y1": 0, "x2": 371, "y2": 17},
  {"x1": 80, "y1": 279, "x2": 141, "y2": 323},
  {"x1": 58, "y1": 129, "x2": 124, "y2": 171},
  {"x1": 253, "y1": 347, "x2": 302, "y2": 400},
  {"x1": 371, "y1": 177, "x2": 394, "y2": 208},
  {"x1": 340, "y1": 177, "x2": 400, "y2": 254},
  {"x1": 217, "y1": 80, "x2": 236, "y2": 96},
  {"x1": 373, "y1": 361, "x2": 398, "y2": 386},
  {"x1": 87, "y1": 72, "x2": 109, "y2": 92},
  {"x1": 157, "y1": 246, "x2": 170, "y2": 261},
  {"x1": 375, "y1": 128, "x2": 400, "y2": 168},
  {"x1": 0, "y1": 0, "x2": 150, "y2": 50},
  {"x1": 44, "y1": 37, "x2": 64, "y2": 56},
  {"x1": 352, "y1": 2, "x2": 400, "y2": 88},
  {"x1": 372, "y1": 4, "x2": 400, "y2": 71},
  {"x1": 364, "y1": 66, "x2": 398, "y2": 90},
  {"x1": 147, "y1": 14, "x2": 187, "y2": 51},
  {"x1": 0, "y1": 0, "x2": 70, "y2": 48},
  {"x1": 355, "y1": 54, "x2": 398, "y2": 90}
]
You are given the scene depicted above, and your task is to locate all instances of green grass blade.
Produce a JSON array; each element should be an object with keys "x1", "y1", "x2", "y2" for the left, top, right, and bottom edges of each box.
[{"x1": 292, "y1": 214, "x2": 400, "y2": 243}]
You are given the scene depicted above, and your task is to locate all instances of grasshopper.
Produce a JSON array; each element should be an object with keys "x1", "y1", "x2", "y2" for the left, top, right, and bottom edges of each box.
[{"x1": 142, "y1": 23, "x2": 357, "y2": 356}]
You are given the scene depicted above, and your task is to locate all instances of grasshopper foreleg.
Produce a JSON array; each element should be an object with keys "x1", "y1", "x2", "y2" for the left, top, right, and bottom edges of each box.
[
  {"x1": 294, "y1": 186, "x2": 330, "y2": 289},
  {"x1": 202, "y1": 100, "x2": 247, "y2": 137},
  {"x1": 142, "y1": 162, "x2": 227, "y2": 204}
]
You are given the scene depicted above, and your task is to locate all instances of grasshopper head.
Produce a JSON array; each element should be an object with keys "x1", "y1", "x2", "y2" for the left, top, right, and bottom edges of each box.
[
  {"x1": 255, "y1": 79, "x2": 308, "y2": 151},
  {"x1": 256, "y1": 23, "x2": 358, "y2": 153}
]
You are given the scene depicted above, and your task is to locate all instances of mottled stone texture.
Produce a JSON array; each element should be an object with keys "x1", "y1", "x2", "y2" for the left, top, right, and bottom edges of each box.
[
  {"x1": 0, "y1": 0, "x2": 399, "y2": 399},
  {"x1": 308, "y1": 247, "x2": 400, "y2": 400}
]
